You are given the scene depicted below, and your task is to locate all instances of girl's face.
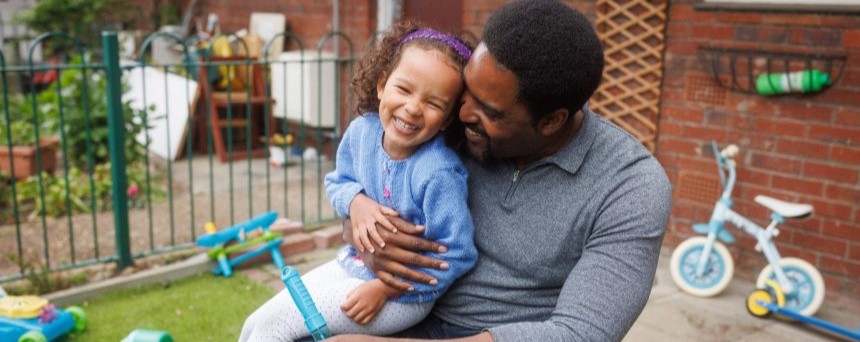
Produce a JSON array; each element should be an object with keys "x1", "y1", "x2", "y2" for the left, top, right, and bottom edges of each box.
[{"x1": 377, "y1": 46, "x2": 463, "y2": 160}]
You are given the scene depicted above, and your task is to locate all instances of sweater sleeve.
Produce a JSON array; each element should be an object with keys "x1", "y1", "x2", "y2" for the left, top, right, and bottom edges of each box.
[
  {"x1": 405, "y1": 167, "x2": 477, "y2": 302},
  {"x1": 487, "y1": 163, "x2": 672, "y2": 342},
  {"x1": 323, "y1": 120, "x2": 365, "y2": 218}
]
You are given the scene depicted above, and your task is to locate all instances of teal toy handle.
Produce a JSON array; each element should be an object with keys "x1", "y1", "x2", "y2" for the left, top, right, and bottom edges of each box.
[
  {"x1": 196, "y1": 211, "x2": 278, "y2": 247},
  {"x1": 281, "y1": 266, "x2": 332, "y2": 341}
]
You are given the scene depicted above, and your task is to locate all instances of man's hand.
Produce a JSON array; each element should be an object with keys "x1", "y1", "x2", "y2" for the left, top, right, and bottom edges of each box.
[{"x1": 343, "y1": 217, "x2": 449, "y2": 291}]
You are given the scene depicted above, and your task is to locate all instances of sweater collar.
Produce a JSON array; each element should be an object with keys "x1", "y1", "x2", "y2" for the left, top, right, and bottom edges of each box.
[{"x1": 540, "y1": 105, "x2": 598, "y2": 176}]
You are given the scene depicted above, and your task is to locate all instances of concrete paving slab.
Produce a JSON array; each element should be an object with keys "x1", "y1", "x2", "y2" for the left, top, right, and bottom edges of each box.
[
  {"x1": 625, "y1": 249, "x2": 859, "y2": 342},
  {"x1": 624, "y1": 322, "x2": 681, "y2": 342},
  {"x1": 739, "y1": 322, "x2": 848, "y2": 342}
]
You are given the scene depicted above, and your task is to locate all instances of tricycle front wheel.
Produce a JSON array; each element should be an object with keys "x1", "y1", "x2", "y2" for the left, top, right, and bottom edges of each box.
[{"x1": 670, "y1": 237, "x2": 734, "y2": 297}]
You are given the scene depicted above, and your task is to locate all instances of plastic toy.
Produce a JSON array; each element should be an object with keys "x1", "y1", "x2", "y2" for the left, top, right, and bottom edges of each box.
[
  {"x1": 670, "y1": 142, "x2": 825, "y2": 316},
  {"x1": 755, "y1": 69, "x2": 831, "y2": 95},
  {"x1": 746, "y1": 281, "x2": 860, "y2": 341},
  {"x1": 0, "y1": 295, "x2": 86, "y2": 341},
  {"x1": 281, "y1": 266, "x2": 331, "y2": 341},
  {"x1": 196, "y1": 211, "x2": 286, "y2": 277},
  {"x1": 121, "y1": 328, "x2": 174, "y2": 342}
]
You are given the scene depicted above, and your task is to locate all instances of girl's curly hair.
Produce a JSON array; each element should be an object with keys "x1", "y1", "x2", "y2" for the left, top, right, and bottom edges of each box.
[{"x1": 351, "y1": 20, "x2": 475, "y2": 116}]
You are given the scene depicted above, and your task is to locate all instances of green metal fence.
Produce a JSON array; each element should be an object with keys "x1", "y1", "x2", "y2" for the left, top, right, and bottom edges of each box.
[{"x1": 0, "y1": 31, "x2": 354, "y2": 282}]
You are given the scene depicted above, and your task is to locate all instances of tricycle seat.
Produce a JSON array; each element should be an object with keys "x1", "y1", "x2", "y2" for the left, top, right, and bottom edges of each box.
[{"x1": 754, "y1": 195, "x2": 813, "y2": 219}]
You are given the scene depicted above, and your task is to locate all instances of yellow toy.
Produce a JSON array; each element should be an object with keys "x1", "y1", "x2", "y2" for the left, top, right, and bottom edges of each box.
[{"x1": 0, "y1": 294, "x2": 87, "y2": 341}]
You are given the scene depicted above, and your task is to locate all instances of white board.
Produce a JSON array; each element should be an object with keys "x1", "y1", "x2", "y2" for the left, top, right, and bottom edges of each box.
[
  {"x1": 270, "y1": 51, "x2": 337, "y2": 128},
  {"x1": 250, "y1": 12, "x2": 287, "y2": 61},
  {"x1": 124, "y1": 66, "x2": 198, "y2": 161}
]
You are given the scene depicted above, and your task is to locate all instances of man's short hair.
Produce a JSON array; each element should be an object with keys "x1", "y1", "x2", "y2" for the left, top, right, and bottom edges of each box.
[{"x1": 483, "y1": 0, "x2": 604, "y2": 123}]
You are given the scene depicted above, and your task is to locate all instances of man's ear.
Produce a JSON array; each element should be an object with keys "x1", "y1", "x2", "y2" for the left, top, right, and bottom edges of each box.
[
  {"x1": 376, "y1": 74, "x2": 388, "y2": 100},
  {"x1": 538, "y1": 108, "x2": 570, "y2": 136}
]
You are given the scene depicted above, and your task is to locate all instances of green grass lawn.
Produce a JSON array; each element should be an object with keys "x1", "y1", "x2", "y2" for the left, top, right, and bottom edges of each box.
[{"x1": 66, "y1": 272, "x2": 275, "y2": 341}]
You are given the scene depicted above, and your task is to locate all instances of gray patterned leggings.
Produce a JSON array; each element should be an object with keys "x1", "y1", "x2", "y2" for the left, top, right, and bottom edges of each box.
[{"x1": 239, "y1": 260, "x2": 434, "y2": 341}]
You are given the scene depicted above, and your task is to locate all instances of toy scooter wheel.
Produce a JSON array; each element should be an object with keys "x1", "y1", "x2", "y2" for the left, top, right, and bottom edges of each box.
[
  {"x1": 756, "y1": 257, "x2": 824, "y2": 316},
  {"x1": 670, "y1": 237, "x2": 734, "y2": 297},
  {"x1": 66, "y1": 306, "x2": 88, "y2": 332},
  {"x1": 746, "y1": 289, "x2": 774, "y2": 318},
  {"x1": 18, "y1": 331, "x2": 48, "y2": 342}
]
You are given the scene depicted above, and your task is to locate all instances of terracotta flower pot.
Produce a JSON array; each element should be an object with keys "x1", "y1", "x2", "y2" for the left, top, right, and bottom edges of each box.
[{"x1": 0, "y1": 136, "x2": 60, "y2": 179}]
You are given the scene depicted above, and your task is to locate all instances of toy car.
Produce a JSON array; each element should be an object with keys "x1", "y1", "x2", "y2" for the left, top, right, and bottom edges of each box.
[{"x1": 0, "y1": 295, "x2": 86, "y2": 342}]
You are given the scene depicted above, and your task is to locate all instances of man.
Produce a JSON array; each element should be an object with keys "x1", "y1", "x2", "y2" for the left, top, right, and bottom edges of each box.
[{"x1": 331, "y1": 0, "x2": 672, "y2": 341}]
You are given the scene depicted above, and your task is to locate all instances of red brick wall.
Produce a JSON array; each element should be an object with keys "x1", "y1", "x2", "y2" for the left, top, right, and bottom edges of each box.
[
  {"x1": 462, "y1": 0, "x2": 597, "y2": 37},
  {"x1": 659, "y1": 0, "x2": 860, "y2": 299},
  {"x1": 196, "y1": 0, "x2": 374, "y2": 54},
  {"x1": 132, "y1": 0, "x2": 374, "y2": 55}
]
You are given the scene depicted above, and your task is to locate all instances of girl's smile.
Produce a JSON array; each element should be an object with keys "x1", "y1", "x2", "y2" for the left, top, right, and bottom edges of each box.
[{"x1": 376, "y1": 46, "x2": 463, "y2": 160}]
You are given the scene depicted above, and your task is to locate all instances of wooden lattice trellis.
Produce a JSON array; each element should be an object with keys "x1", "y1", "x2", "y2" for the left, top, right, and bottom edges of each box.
[{"x1": 593, "y1": 0, "x2": 668, "y2": 152}]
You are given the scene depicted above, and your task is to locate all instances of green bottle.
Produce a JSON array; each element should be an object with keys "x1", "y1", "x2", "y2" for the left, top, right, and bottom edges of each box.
[{"x1": 755, "y1": 69, "x2": 831, "y2": 95}]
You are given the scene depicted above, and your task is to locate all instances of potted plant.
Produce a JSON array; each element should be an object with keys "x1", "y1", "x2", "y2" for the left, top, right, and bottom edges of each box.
[{"x1": 0, "y1": 95, "x2": 59, "y2": 179}]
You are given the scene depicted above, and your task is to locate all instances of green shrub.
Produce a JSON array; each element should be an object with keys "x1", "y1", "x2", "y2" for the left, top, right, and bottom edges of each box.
[
  {"x1": 4, "y1": 55, "x2": 161, "y2": 220},
  {"x1": 16, "y1": 0, "x2": 137, "y2": 54},
  {"x1": 35, "y1": 55, "x2": 150, "y2": 170},
  {"x1": 13, "y1": 162, "x2": 163, "y2": 220}
]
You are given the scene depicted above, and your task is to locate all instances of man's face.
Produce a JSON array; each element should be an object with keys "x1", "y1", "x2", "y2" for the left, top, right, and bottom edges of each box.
[{"x1": 459, "y1": 44, "x2": 542, "y2": 163}]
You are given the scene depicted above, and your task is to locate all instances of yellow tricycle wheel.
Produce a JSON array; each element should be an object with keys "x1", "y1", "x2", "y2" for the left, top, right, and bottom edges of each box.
[
  {"x1": 762, "y1": 279, "x2": 785, "y2": 308},
  {"x1": 746, "y1": 289, "x2": 773, "y2": 318}
]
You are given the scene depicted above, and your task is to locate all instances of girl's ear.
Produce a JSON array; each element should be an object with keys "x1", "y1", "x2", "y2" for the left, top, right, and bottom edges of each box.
[{"x1": 376, "y1": 73, "x2": 388, "y2": 100}]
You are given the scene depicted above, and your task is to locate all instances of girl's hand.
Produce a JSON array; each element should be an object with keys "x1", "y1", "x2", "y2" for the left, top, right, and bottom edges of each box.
[
  {"x1": 349, "y1": 194, "x2": 399, "y2": 253},
  {"x1": 340, "y1": 279, "x2": 401, "y2": 325}
]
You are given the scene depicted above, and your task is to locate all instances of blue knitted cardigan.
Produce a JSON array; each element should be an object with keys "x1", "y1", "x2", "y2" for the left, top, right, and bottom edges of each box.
[{"x1": 324, "y1": 113, "x2": 477, "y2": 303}]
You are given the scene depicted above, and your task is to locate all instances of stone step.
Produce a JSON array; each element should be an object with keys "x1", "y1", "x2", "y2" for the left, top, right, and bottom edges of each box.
[
  {"x1": 281, "y1": 232, "x2": 316, "y2": 256},
  {"x1": 270, "y1": 218, "x2": 304, "y2": 236},
  {"x1": 311, "y1": 224, "x2": 344, "y2": 249}
]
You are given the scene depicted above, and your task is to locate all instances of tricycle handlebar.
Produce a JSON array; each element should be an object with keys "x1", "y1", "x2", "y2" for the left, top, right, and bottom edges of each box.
[{"x1": 721, "y1": 144, "x2": 739, "y2": 160}]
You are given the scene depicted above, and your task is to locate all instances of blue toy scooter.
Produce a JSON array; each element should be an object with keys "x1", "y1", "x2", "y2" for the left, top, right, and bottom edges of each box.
[
  {"x1": 282, "y1": 266, "x2": 332, "y2": 341},
  {"x1": 747, "y1": 281, "x2": 860, "y2": 341}
]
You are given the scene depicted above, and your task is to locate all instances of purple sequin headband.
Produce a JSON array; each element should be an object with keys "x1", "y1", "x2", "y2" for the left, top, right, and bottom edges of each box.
[{"x1": 400, "y1": 29, "x2": 472, "y2": 61}]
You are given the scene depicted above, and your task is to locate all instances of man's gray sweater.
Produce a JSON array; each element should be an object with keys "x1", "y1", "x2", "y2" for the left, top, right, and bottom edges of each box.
[{"x1": 433, "y1": 108, "x2": 672, "y2": 341}]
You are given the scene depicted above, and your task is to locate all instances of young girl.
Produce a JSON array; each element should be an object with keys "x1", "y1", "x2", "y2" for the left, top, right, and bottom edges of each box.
[{"x1": 239, "y1": 22, "x2": 477, "y2": 341}]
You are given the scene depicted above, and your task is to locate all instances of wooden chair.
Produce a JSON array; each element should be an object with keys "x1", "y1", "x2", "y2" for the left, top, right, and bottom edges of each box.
[{"x1": 196, "y1": 56, "x2": 273, "y2": 162}]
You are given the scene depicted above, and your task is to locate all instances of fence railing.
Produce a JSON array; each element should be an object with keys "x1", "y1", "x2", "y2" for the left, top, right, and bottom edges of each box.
[{"x1": 0, "y1": 31, "x2": 354, "y2": 283}]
